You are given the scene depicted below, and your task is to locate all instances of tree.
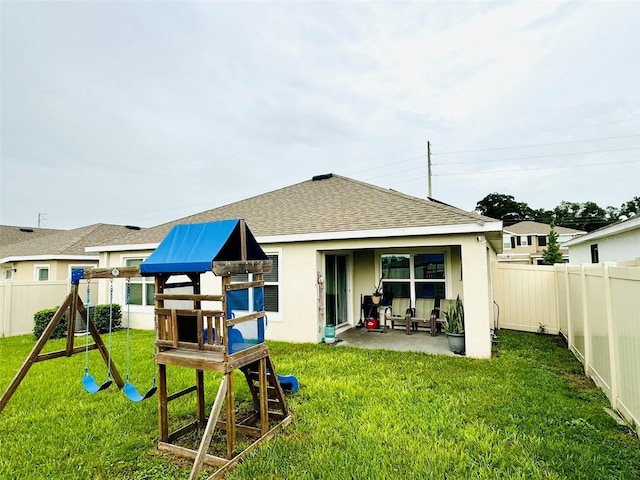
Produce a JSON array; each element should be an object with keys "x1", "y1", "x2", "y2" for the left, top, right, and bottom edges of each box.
[
  {"x1": 542, "y1": 221, "x2": 564, "y2": 265},
  {"x1": 475, "y1": 193, "x2": 533, "y2": 225},
  {"x1": 619, "y1": 196, "x2": 640, "y2": 219},
  {"x1": 553, "y1": 201, "x2": 608, "y2": 232}
]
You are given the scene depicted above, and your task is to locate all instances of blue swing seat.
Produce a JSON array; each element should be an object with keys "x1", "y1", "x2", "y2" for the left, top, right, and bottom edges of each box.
[
  {"x1": 123, "y1": 381, "x2": 157, "y2": 402},
  {"x1": 82, "y1": 369, "x2": 112, "y2": 394}
]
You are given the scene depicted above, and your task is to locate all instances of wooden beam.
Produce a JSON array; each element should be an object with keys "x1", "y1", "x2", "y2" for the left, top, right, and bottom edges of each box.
[
  {"x1": 212, "y1": 260, "x2": 272, "y2": 276},
  {"x1": 36, "y1": 344, "x2": 98, "y2": 362},
  {"x1": 154, "y1": 294, "x2": 224, "y2": 302},
  {"x1": 0, "y1": 292, "x2": 74, "y2": 413},
  {"x1": 225, "y1": 281, "x2": 264, "y2": 292},
  {"x1": 204, "y1": 415, "x2": 293, "y2": 480},
  {"x1": 81, "y1": 266, "x2": 143, "y2": 279},
  {"x1": 157, "y1": 442, "x2": 228, "y2": 468},
  {"x1": 227, "y1": 311, "x2": 266, "y2": 327},
  {"x1": 189, "y1": 376, "x2": 228, "y2": 480}
]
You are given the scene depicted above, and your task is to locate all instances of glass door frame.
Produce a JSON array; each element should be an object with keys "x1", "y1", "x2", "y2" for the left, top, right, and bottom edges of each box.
[{"x1": 324, "y1": 252, "x2": 352, "y2": 328}]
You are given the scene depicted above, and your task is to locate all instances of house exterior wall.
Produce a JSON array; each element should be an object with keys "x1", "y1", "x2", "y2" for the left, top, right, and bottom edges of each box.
[
  {"x1": 3, "y1": 259, "x2": 97, "y2": 282},
  {"x1": 568, "y1": 228, "x2": 640, "y2": 264},
  {"x1": 87, "y1": 232, "x2": 495, "y2": 358}
]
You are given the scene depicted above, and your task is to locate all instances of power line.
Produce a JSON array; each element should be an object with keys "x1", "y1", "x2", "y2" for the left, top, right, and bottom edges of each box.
[
  {"x1": 433, "y1": 133, "x2": 640, "y2": 155},
  {"x1": 434, "y1": 158, "x2": 640, "y2": 176},
  {"x1": 434, "y1": 146, "x2": 640, "y2": 166}
]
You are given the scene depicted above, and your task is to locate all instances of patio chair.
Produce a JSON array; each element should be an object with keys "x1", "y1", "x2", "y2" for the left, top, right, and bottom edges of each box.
[
  {"x1": 411, "y1": 298, "x2": 437, "y2": 336},
  {"x1": 384, "y1": 297, "x2": 412, "y2": 334}
]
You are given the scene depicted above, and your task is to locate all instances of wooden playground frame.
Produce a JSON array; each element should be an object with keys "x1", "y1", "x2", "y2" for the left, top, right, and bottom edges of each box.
[{"x1": 0, "y1": 221, "x2": 293, "y2": 479}]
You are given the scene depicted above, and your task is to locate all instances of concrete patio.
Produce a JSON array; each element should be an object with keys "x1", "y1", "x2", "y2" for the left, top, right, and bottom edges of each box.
[{"x1": 335, "y1": 325, "x2": 457, "y2": 356}]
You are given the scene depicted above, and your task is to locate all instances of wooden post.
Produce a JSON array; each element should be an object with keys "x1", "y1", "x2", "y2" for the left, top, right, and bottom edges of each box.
[
  {"x1": 188, "y1": 376, "x2": 228, "y2": 480},
  {"x1": 259, "y1": 357, "x2": 269, "y2": 435},
  {"x1": 0, "y1": 292, "x2": 74, "y2": 413},
  {"x1": 225, "y1": 371, "x2": 236, "y2": 459},
  {"x1": 158, "y1": 363, "x2": 168, "y2": 442}
]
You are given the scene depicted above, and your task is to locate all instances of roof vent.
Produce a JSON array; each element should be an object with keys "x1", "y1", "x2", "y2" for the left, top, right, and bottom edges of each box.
[
  {"x1": 125, "y1": 225, "x2": 141, "y2": 230},
  {"x1": 19, "y1": 228, "x2": 34, "y2": 233},
  {"x1": 312, "y1": 173, "x2": 333, "y2": 181}
]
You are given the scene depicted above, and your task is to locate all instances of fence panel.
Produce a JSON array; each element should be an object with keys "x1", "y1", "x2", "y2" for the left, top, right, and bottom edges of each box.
[
  {"x1": 584, "y1": 266, "x2": 611, "y2": 396},
  {"x1": 0, "y1": 281, "x2": 70, "y2": 337},
  {"x1": 610, "y1": 266, "x2": 640, "y2": 429},
  {"x1": 567, "y1": 267, "x2": 585, "y2": 362},
  {"x1": 492, "y1": 264, "x2": 558, "y2": 333},
  {"x1": 556, "y1": 265, "x2": 569, "y2": 336}
]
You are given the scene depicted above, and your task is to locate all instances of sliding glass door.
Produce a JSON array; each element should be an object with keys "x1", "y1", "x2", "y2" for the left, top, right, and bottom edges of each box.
[{"x1": 325, "y1": 254, "x2": 349, "y2": 326}]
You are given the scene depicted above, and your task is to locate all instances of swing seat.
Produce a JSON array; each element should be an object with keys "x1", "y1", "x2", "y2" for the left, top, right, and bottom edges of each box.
[
  {"x1": 123, "y1": 382, "x2": 157, "y2": 402},
  {"x1": 82, "y1": 370, "x2": 112, "y2": 394}
]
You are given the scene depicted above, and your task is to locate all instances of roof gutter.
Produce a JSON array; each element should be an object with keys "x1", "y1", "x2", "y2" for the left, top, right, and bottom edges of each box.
[
  {"x1": 0, "y1": 254, "x2": 99, "y2": 264},
  {"x1": 83, "y1": 222, "x2": 503, "y2": 253}
]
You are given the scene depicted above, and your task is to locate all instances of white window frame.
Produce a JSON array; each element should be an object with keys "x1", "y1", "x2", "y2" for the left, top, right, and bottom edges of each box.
[
  {"x1": 122, "y1": 256, "x2": 155, "y2": 310},
  {"x1": 377, "y1": 248, "x2": 450, "y2": 306},
  {"x1": 34, "y1": 264, "x2": 50, "y2": 281},
  {"x1": 520, "y1": 235, "x2": 528, "y2": 246},
  {"x1": 230, "y1": 250, "x2": 282, "y2": 322}
]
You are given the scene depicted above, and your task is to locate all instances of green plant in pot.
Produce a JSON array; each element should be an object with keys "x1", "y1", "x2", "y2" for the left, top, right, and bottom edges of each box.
[
  {"x1": 443, "y1": 295, "x2": 465, "y2": 354},
  {"x1": 372, "y1": 277, "x2": 383, "y2": 305}
]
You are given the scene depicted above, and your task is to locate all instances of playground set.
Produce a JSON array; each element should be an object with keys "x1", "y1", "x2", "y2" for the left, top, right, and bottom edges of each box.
[{"x1": 0, "y1": 219, "x2": 297, "y2": 480}]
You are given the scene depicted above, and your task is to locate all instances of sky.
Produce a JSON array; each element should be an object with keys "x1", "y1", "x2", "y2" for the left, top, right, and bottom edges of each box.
[{"x1": 1, "y1": 1, "x2": 639, "y2": 230}]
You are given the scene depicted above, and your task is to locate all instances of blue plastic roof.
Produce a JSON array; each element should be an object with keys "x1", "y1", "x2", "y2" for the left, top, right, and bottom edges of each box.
[{"x1": 140, "y1": 219, "x2": 267, "y2": 274}]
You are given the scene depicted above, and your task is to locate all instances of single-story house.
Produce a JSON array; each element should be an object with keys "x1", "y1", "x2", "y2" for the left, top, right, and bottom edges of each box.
[
  {"x1": 87, "y1": 174, "x2": 502, "y2": 358},
  {"x1": 563, "y1": 215, "x2": 640, "y2": 264},
  {"x1": 498, "y1": 221, "x2": 585, "y2": 265},
  {"x1": 0, "y1": 223, "x2": 143, "y2": 282},
  {"x1": 0, "y1": 224, "x2": 144, "y2": 336}
]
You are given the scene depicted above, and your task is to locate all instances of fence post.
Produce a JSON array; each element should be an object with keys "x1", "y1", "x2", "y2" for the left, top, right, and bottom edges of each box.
[
  {"x1": 603, "y1": 263, "x2": 619, "y2": 409},
  {"x1": 580, "y1": 265, "x2": 591, "y2": 376},
  {"x1": 563, "y1": 265, "x2": 573, "y2": 349},
  {"x1": 2, "y1": 281, "x2": 12, "y2": 337}
]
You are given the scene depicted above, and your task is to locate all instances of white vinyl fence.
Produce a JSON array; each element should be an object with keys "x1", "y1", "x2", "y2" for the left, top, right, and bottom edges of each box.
[
  {"x1": 493, "y1": 260, "x2": 640, "y2": 433},
  {"x1": 1, "y1": 281, "x2": 71, "y2": 337}
]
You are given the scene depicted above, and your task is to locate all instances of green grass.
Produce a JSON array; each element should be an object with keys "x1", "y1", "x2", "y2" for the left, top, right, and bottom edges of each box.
[{"x1": 0, "y1": 330, "x2": 638, "y2": 479}]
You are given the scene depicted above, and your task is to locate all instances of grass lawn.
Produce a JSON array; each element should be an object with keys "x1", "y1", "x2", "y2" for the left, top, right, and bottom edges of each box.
[{"x1": 0, "y1": 329, "x2": 638, "y2": 479}]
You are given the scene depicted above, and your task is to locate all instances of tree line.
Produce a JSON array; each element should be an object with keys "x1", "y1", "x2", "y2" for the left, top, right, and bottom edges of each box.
[{"x1": 474, "y1": 193, "x2": 640, "y2": 232}]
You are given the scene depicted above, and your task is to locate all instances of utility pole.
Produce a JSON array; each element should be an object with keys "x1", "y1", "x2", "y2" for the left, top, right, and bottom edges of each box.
[
  {"x1": 37, "y1": 213, "x2": 46, "y2": 228},
  {"x1": 427, "y1": 141, "x2": 432, "y2": 198}
]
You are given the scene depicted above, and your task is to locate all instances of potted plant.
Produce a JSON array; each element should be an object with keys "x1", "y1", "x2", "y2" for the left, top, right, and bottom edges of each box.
[
  {"x1": 372, "y1": 277, "x2": 383, "y2": 305},
  {"x1": 443, "y1": 295, "x2": 465, "y2": 354}
]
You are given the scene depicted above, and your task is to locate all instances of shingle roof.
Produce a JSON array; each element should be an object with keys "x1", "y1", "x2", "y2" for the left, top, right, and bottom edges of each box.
[
  {"x1": 0, "y1": 225, "x2": 63, "y2": 247},
  {"x1": 0, "y1": 224, "x2": 144, "y2": 260},
  {"x1": 101, "y1": 174, "x2": 497, "y2": 247},
  {"x1": 504, "y1": 221, "x2": 585, "y2": 236}
]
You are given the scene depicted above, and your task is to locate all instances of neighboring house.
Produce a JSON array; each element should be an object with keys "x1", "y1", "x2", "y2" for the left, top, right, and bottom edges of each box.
[
  {"x1": 87, "y1": 174, "x2": 502, "y2": 358},
  {"x1": 0, "y1": 225, "x2": 62, "y2": 247},
  {"x1": 0, "y1": 223, "x2": 143, "y2": 282},
  {"x1": 0, "y1": 224, "x2": 144, "y2": 337},
  {"x1": 499, "y1": 221, "x2": 585, "y2": 265},
  {"x1": 564, "y1": 215, "x2": 640, "y2": 264}
]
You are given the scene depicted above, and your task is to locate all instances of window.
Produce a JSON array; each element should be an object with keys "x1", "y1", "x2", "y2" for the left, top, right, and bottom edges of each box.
[
  {"x1": 537, "y1": 235, "x2": 547, "y2": 247},
  {"x1": 4, "y1": 268, "x2": 14, "y2": 280},
  {"x1": 502, "y1": 235, "x2": 511, "y2": 249},
  {"x1": 125, "y1": 258, "x2": 155, "y2": 306},
  {"x1": 590, "y1": 244, "x2": 599, "y2": 264},
  {"x1": 230, "y1": 254, "x2": 280, "y2": 313},
  {"x1": 520, "y1": 236, "x2": 528, "y2": 246},
  {"x1": 35, "y1": 265, "x2": 49, "y2": 281},
  {"x1": 381, "y1": 252, "x2": 445, "y2": 304}
]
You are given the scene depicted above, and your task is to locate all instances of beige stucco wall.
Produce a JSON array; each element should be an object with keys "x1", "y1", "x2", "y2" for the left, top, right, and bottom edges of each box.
[
  {"x1": 3, "y1": 260, "x2": 97, "y2": 282},
  {"x1": 87, "y1": 232, "x2": 495, "y2": 358}
]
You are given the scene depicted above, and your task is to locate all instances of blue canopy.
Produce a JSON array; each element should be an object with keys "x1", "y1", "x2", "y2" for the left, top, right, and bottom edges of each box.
[{"x1": 140, "y1": 219, "x2": 268, "y2": 274}]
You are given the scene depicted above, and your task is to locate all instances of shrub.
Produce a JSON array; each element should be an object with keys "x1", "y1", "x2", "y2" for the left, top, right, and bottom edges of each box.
[
  {"x1": 33, "y1": 307, "x2": 67, "y2": 339},
  {"x1": 33, "y1": 304, "x2": 122, "y2": 339},
  {"x1": 93, "y1": 304, "x2": 122, "y2": 333}
]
